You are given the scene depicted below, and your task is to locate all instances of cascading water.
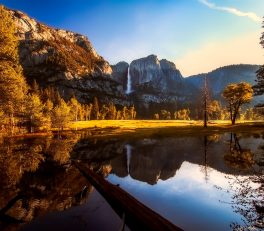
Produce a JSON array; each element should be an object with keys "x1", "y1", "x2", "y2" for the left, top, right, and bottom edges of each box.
[
  {"x1": 125, "y1": 66, "x2": 132, "y2": 94},
  {"x1": 125, "y1": 144, "x2": 132, "y2": 174}
]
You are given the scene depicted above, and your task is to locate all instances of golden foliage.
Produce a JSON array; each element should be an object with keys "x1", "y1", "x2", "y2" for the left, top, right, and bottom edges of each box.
[{"x1": 0, "y1": 5, "x2": 27, "y2": 115}]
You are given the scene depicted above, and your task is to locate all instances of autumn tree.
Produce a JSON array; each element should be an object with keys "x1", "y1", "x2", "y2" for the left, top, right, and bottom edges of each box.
[
  {"x1": 92, "y1": 97, "x2": 100, "y2": 120},
  {"x1": 84, "y1": 103, "x2": 93, "y2": 120},
  {"x1": 243, "y1": 108, "x2": 255, "y2": 120},
  {"x1": 208, "y1": 100, "x2": 222, "y2": 120},
  {"x1": 153, "y1": 113, "x2": 159, "y2": 120},
  {"x1": 30, "y1": 80, "x2": 40, "y2": 95},
  {"x1": 254, "y1": 17, "x2": 264, "y2": 97},
  {"x1": 108, "y1": 102, "x2": 116, "y2": 120},
  {"x1": 51, "y1": 98, "x2": 71, "y2": 131},
  {"x1": 129, "y1": 105, "x2": 136, "y2": 119},
  {"x1": 116, "y1": 110, "x2": 122, "y2": 120},
  {"x1": 174, "y1": 109, "x2": 190, "y2": 120},
  {"x1": 222, "y1": 82, "x2": 253, "y2": 125},
  {"x1": 68, "y1": 96, "x2": 81, "y2": 121},
  {"x1": 43, "y1": 99, "x2": 54, "y2": 117},
  {"x1": 121, "y1": 106, "x2": 129, "y2": 119},
  {"x1": 24, "y1": 94, "x2": 50, "y2": 132},
  {"x1": 0, "y1": 6, "x2": 28, "y2": 133},
  {"x1": 100, "y1": 105, "x2": 109, "y2": 120},
  {"x1": 160, "y1": 110, "x2": 171, "y2": 120}
]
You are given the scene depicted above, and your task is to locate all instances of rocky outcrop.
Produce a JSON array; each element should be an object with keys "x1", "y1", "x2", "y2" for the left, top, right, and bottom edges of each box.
[
  {"x1": 129, "y1": 55, "x2": 183, "y2": 93},
  {"x1": 8, "y1": 8, "x2": 127, "y2": 104},
  {"x1": 111, "y1": 55, "x2": 196, "y2": 117},
  {"x1": 111, "y1": 61, "x2": 129, "y2": 90}
]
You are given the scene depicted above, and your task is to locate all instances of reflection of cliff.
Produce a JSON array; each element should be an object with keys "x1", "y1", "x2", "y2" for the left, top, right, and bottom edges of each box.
[
  {"x1": 110, "y1": 153, "x2": 128, "y2": 178},
  {"x1": 128, "y1": 140, "x2": 183, "y2": 185},
  {"x1": 72, "y1": 138, "x2": 125, "y2": 162},
  {"x1": 73, "y1": 134, "x2": 263, "y2": 185}
]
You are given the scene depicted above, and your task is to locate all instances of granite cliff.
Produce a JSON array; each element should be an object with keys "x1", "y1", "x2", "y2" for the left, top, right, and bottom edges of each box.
[
  {"x1": 111, "y1": 55, "x2": 196, "y2": 117},
  {"x1": 9, "y1": 8, "x2": 126, "y2": 104}
]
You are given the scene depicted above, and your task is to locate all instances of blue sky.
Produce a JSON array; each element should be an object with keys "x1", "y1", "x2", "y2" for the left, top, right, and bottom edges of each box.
[{"x1": 1, "y1": 0, "x2": 263, "y2": 76}]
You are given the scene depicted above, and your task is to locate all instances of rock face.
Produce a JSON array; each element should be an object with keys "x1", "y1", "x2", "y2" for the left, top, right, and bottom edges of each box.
[
  {"x1": 111, "y1": 61, "x2": 129, "y2": 90},
  {"x1": 8, "y1": 8, "x2": 127, "y2": 104},
  {"x1": 129, "y1": 55, "x2": 183, "y2": 93},
  {"x1": 111, "y1": 55, "x2": 191, "y2": 117},
  {"x1": 111, "y1": 55, "x2": 197, "y2": 118}
]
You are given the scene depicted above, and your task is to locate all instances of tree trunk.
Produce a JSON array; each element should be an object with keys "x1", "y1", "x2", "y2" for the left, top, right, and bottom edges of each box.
[
  {"x1": 232, "y1": 115, "x2": 236, "y2": 125},
  {"x1": 10, "y1": 113, "x2": 15, "y2": 135},
  {"x1": 204, "y1": 109, "x2": 207, "y2": 128}
]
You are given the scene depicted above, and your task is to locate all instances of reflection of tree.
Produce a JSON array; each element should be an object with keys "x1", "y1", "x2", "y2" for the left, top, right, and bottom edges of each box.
[
  {"x1": 0, "y1": 139, "x2": 44, "y2": 189},
  {"x1": 222, "y1": 133, "x2": 264, "y2": 230},
  {"x1": 200, "y1": 135, "x2": 219, "y2": 182},
  {"x1": 224, "y1": 133, "x2": 254, "y2": 170},
  {"x1": 46, "y1": 134, "x2": 81, "y2": 165},
  {"x1": 0, "y1": 165, "x2": 92, "y2": 230},
  {"x1": 0, "y1": 134, "x2": 93, "y2": 231},
  {"x1": 227, "y1": 172, "x2": 264, "y2": 230}
]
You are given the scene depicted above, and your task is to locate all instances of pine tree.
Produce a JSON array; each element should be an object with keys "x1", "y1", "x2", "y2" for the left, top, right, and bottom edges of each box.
[
  {"x1": 0, "y1": 6, "x2": 28, "y2": 133},
  {"x1": 43, "y1": 99, "x2": 54, "y2": 116},
  {"x1": 30, "y1": 79, "x2": 40, "y2": 95}
]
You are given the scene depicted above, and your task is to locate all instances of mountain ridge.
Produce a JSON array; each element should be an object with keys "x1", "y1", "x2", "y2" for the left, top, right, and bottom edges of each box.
[
  {"x1": 4, "y1": 6, "x2": 263, "y2": 117},
  {"x1": 7, "y1": 7, "x2": 129, "y2": 105}
]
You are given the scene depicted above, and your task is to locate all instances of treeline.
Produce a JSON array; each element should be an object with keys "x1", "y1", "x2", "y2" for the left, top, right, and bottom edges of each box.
[
  {"x1": 153, "y1": 100, "x2": 262, "y2": 121},
  {"x1": 2, "y1": 81, "x2": 137, "y2": 134}
]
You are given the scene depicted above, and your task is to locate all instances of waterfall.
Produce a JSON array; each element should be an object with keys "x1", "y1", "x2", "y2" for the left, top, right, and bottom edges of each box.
[
  {"x1": 126, "y1": 144, "x2": 132, "y2": 174},
  {"x1": 125, "y1": 66, "x2": 132, "y2": 94}
]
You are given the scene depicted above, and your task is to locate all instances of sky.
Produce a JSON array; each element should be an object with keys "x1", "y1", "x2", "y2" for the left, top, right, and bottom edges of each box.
[{"x1": 1, "y1": 0, "x2": 263, "y2": 76}]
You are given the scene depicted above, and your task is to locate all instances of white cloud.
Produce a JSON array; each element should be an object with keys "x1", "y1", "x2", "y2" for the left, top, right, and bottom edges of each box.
[
  {"x1": 199, "y1": 0, "x2": 262, "y2": 23},
  {"x1": 176, "y1": 31, "x2": 263, "y2": 76}
]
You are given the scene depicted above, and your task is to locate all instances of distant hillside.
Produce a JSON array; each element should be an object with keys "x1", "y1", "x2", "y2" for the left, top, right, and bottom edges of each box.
[
  {"x1": 185, "y1": 64, "x2": 263, "y2": 104},
  {"x1": 186, "y1": 64, "x2": 260, "y2": 92}
]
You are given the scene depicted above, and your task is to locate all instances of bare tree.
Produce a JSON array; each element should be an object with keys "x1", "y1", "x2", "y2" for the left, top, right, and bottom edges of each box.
[{"x1": 203, "y1": 75, "x2": 210, "y2": 128}]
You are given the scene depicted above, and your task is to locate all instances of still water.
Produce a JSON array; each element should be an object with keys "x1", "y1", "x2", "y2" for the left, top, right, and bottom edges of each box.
[{"x1": 0, "y1": 131, "x2": 263, "y2": 231}]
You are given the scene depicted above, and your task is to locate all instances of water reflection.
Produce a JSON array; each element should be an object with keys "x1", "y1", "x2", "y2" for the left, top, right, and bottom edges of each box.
[
  {"x1": 0, "y1": 135, "x2": 92, "y2": 231},
  {"x1": 224, "y1": 133, "x2": 254, "y2": 170},
  {"x1": 76, "y1": 133, "x2": 263, "y2": 231},
  {"x1": 0, "y1": 132, "x2": 263, "y2": 231}
]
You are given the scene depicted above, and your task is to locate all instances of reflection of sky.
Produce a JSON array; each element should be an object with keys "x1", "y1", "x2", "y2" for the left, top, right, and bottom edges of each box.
[{"x1": 107, "y1": 161, "x2": 259, "y2": 231}]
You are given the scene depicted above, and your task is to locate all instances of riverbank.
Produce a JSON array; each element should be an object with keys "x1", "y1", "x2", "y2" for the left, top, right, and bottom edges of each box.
[
  {"x1": 68, "y1": 120, "x2": 264, "y2": 139},
  {"x1": 4, "y1": 120, "x2": 264, "y2": 139}
]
